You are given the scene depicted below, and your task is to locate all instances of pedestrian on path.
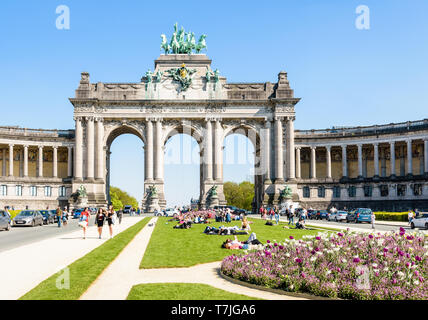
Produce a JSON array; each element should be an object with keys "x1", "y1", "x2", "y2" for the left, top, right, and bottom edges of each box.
[
  {"x1": 95, "y1": 208, "x2": 106, "y2": 239},
  {"x1": 107, "y1": 205, "x2": 116, "y2": 239},
  {"x1": 408, "y1": 210, "x2": 414, "y2": 226},
  {"x1": 62, "y1": 209, "x2": 68, "y2": 227},
  {"x1": 80, "y1": 207, "x2": 91, "y2": 240},
  {"x1": 288, "y1": 205, "x2": 295, "y2": 225},
  {"x1": 56, "y1": 207, "x2": 62, "y2": 228},
  {"x1": 274, "y1": 208, "x2": 280, "y2": 225},
  {"x1": 371, "y1": 212, "x2": 376, "y2": 230},
  {"x1": 117, "y1": 207, "x2": 123, "y2": 225}
]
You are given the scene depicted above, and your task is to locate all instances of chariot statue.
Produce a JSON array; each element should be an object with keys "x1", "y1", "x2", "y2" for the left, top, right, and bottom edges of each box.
[
  {"x1": 280, "y1": 186, "x2": 293, "y2": 199},
  {"x1": 78, "y1": 185, "x2": 87, "y2": 198},
  {"x1": 160, "y1": 23, "x2": 207, "y2": 55}
]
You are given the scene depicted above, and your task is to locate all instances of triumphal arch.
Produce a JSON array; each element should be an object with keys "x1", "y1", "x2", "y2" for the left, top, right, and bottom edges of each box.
[
  {"x1": 70, "y1": 24, "x2": 299, "y2": 211},
  {"x1": 2, "y1": 24, "x2": 427, "y2": 212}
]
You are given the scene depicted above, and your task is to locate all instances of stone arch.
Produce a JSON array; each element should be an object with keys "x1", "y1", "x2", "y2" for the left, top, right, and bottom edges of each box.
[
  {"x1": 163, "y1": 122, "x2": 204, "y2": 147},
  {"x1": 222, "y1": 122, "x2": 263, "y2": 213},
  {"x1": 105, "y1": 123, "x2": 146, "y2": 147}
]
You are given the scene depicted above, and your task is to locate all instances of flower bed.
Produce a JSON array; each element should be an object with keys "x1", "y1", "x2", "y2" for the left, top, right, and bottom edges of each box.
[{"x1": 221, "y1": 228, "x2": 428, "y2": 300}]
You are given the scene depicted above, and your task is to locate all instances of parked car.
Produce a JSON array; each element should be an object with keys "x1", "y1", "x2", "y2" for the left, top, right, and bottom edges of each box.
[
  {"x1": 0, "y1": 210, "x2": 11, "y2": 231},
  {"x1": 317, "y1": 210, "x2": 329, "y2": 220},
  {"x1": 346, "y1": 208, "x2": 373, "y2": 223},
  {"x1": 49, "y1": 210, "x2": 59, "y2": 222},
  {"x1": 73, "y1": 209, "x2": 84, "y2": 219},
  {"x1": 307, "y1": 210, "x2": 317, "y2": 219},
  {"x1": 13, "y1": 210, "x2": 44, "y2": 227},
  {"x1": 410, "y1": 213, "x2": 428, "y2": 230},
  {"x1": 226, "y1": 206, "x2": 239, "y2": 213},
  {"x1": 163, "y1": 208, "x2": 179, "y2": 217},
  {"x1": 328, "y1": 210, "x2": 348, "y2": 222},
  {"x1": 123, "y1": 205, "x2": 133, "y2": 214},
  {"x1": 39, "y1": 210, "x2": 55, "y2": 225}
]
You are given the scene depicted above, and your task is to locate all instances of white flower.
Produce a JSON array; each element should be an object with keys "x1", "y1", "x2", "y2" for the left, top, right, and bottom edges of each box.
[
  {"x1": 310, "y1": 257, "x2": 317, "y2": 262},
  {"x1": 372, "y1": 263, "x2": 378, "y2": 268},
  {"x1": 383, "y1": 267, "x2": 389, "y2": 272},
  {"x1": 414, "y1": 280, "x2": 420, "y2": 286},
  {"x1": 285, "y1": 253, "x2": 291, "y2": 258},
  {"x1": 342, "y1": 259, "x2": 347, "y2": 263},
  {"x1": 326, "y1": 270, "x2": 332, "y2": 275},
  {"x1": 289, "y1": 285, "x2": 294, "y2": 290}
]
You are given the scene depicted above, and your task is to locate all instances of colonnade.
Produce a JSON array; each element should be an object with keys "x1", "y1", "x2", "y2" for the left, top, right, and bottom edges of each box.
[
  {"x1": 0, "y1": 144, "x2": 73, "y2": 178},
  {"x1": 295, "y1": 139, "x2": 428, "y2": 180}
]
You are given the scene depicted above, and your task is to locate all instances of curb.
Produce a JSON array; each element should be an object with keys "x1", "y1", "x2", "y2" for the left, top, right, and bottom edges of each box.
[{"x1": 217, "y1": 268, "x2": 338, "y2": 301}]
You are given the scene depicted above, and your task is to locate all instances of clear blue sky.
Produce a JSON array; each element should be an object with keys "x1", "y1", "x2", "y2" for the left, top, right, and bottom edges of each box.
[{"x1": 1, "y1": 1, "x2": 427, "y2": 206}]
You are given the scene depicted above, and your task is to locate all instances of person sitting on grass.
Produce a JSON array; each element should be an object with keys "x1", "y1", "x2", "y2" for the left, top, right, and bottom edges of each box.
[
  {"x1": 241, "y1": 216, "x2": 251, "y2": 233},
  {"x1": 295, "y1": 217, "x2": 306, "y2": 229}
]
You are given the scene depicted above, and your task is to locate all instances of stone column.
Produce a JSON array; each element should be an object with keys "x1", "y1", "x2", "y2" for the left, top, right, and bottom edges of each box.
[
  {"x1": 67, "y1": 146, "x2": 73, "y2": 178},
  {"x1": 146, "y1": 119, "x2": 154, "y2": 181},
  {"x1": 53, "y1": 146, "x2": 58, "y2": 178},
  {"x1": 86, "y1": 117, "x2": 95, "y2": 180},
  {"x1": 373, "y1": 143, "x2": 379, "y2": 178},
  {"x1": 23, "y1": 145, "x2": 28, "y2": 177},
  {"x1": 214, "y1": 119, "x2": 223, "y2": 182},
  {"x1": 310, "y1": 146, "x2": 316, "y2": 179},
  {"x1": 8, "y1": 144, "x2": 14, "y2": 177},
  {"x1": 390, "y1": 141, "x2": 396, "y2": 177},
  {"x1": 2, "y1": 149, "x2": 6, "y2": 176},
  {"x1": 95, "y1": 118, "x2": 104, "y2": 180},
  {"x1": 204, "y1": 119, "x2": 213, "y2": 181},
  {"x1": 357, "y1": 144, "x2": 363, "y2": 178},
  {"x1": 274, "y1": 117, "x2": 284, "y2": 183},
  {"x1": 341, "y1": 145, "x2": 347, "y2": 178},
  {"x1": 295, "y1": 147, "x2": 301, "y2": 179},
  {"x1": 286, "y1": 117, "x2": 295, "y2": 180},
  {"x1": 154, "y1": 119, "x2": 164, "y2": 181},
  {"x1": 424, "y1": 139, "x2": 428, "y2": 175},
  {"x1": 264, "y1": 120, "x2": 271, "y2": 183},
  {"x1": 407, "y1": 139, "x2": 413, "y2": 175},
  {"x1": 74, "y1": 117, "x2": 83, "y2": 180},
  {"x1": 37, "y1": 145, "x2": 43, "y2": 177},
  {"x1": 326, "y1": 146, "x2": 332, "y2": 179}
]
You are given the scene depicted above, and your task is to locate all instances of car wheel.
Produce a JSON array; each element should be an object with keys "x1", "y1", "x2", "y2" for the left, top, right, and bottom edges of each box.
[
  {"x1": 411, "y1": 222, "x2": 415, "y2": 229},
  {"x1": 425, "y1": 223, "x2": 428, "y2": 230}
]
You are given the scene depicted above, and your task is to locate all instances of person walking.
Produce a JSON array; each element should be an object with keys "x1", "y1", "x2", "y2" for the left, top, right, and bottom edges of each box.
[
  {"x1": 288, "y1": 205, "x2": 295, "y2": 225},
  {"x1": 274, "y1": 208, "x2": 280, "y2": 225},
  {"x1": 56, "y1": 206, "x2": 63, "y2": 228},
  {"x1": 371, "y1": 212, "x2": 376, "y2": 230},
  {"x1": 408, "y1": 210, "x2": 414, "y2": 226},
  {"x1": 79, "y1": 207, "x2": 91, "y2": 239},
  {"x1": 107, "y1": 205, "x2": 116, "y2": 239},
  {"x1": 259, "y1": 206, "x2": 264, "y2": 218},
  {"x1": 117, "y1": 207, "x2": 123, "y2": 225},
  {"x1": 62, "y1": 208, "x2": 68, "y2": 227},
  {"x1": 95, "y1": 208, "x2": 106, "y2": 239}
]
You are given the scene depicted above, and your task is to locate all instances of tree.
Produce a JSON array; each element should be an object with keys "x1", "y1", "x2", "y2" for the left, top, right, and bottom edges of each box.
[
  {"x1": 109, "y1": 186, "x2": 138, "y2": 211},
  {"x1": 223, "y1": 181, "x2": 254, "y2": 211}
]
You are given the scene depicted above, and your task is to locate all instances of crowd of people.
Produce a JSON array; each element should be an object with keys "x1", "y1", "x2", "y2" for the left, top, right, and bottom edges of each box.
[{"x1": 259, "y1": 205, "x2": 308, "y2": 229}]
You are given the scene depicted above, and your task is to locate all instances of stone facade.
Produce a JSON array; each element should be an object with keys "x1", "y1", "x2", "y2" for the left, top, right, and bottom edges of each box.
[{"x1": 0, "y1": 53, "x2": 427, "y2": 212}]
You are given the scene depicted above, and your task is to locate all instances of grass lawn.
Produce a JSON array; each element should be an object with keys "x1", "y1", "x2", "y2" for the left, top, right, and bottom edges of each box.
[
  {"x1": 20, "y1": 217, "x2": 150, "y2": 300},
  {"x1": 140, "y1": 217, "x2": 323, "y2": 269},
  {"x1": 127, "y1": 283, "x2": 262, "y2": 300}
]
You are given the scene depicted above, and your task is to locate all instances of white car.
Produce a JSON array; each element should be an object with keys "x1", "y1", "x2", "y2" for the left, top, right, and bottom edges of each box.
[
  {"x1": 410, "y1": 213, "x2": 428, "y2": 230},
  {"x1": 164, "y1": 208, "x2": 179, "y2": 217},
  {"x1": 328, "y1": 210, "x2": 348, "y2": 222}
]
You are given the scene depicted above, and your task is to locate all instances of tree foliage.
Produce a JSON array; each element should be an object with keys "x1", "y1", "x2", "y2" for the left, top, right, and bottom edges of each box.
[
  {"x1": 223, "y1": 181, "x2": 254, "y2": 211},
  {"x1": 109, "y1": 186, "x2": 139, "y2": 211}
]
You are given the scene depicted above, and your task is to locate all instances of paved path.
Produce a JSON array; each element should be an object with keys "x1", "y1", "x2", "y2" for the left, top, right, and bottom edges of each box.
[
  {"x1": 81, "y1": 217, "x2": 305, "y2": 301},
  {"x1": 0, "y1": 216, "x2": 144, "y2": 300}
]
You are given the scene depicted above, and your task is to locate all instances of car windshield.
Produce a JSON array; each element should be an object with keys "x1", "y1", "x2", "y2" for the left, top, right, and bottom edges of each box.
[
  {"x1": 360, "y1": 209, "x2": 372, "y2": 214},
  {"x1": 420, "y1": 213, "x2": 428, "y2": 218},
  {"x1": 18, "y1": 211, "x2": 34, "y2": 216},
  {"x1": 338, "y1": 211, "x2": 347, "y2": 214}
]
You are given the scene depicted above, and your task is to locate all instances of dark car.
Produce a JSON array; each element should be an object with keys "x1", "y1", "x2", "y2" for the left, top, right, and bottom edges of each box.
[
  {"x1": 73, "y1": 209, "x2": 84, "y2": 219},
  {"x1": 346, "y1": 208, "x2": 373, "y2": 223},
  {"x1": 123, "y1": 205, "x2": 132, "y2": 214},
  {"x1": 307, "y1": 210, "x2": 317, "y2": 219},
  {"x1": 39, "y1": 210, "x2": 55, "y2": 225},
  {"x1": 318, "y1": 210, "x2": 329, "y2": 220}
]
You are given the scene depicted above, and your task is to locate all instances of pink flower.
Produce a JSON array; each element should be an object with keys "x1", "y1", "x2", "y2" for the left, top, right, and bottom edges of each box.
[
  {"x1": 289, "y1": 236, "x2": 294, "y2": 240},
  {"x1": 353, "y1": 257, "x2": 360, "y2": 263}
]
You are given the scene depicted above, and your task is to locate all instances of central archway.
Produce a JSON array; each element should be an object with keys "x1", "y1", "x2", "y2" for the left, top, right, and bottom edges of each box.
[{"x1": 105, "y1": 124, "x2": 146, "y2": 206}]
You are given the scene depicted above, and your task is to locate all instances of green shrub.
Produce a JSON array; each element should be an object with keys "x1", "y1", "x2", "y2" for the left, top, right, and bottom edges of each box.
[{"x1": 374, "y1": 212, "x2": 408, "y2": 222}]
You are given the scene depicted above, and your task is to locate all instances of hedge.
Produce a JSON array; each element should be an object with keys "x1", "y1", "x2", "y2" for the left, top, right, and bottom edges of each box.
[{"x1": 374, "y1": 212, "x2": 408, "y2": 222}]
